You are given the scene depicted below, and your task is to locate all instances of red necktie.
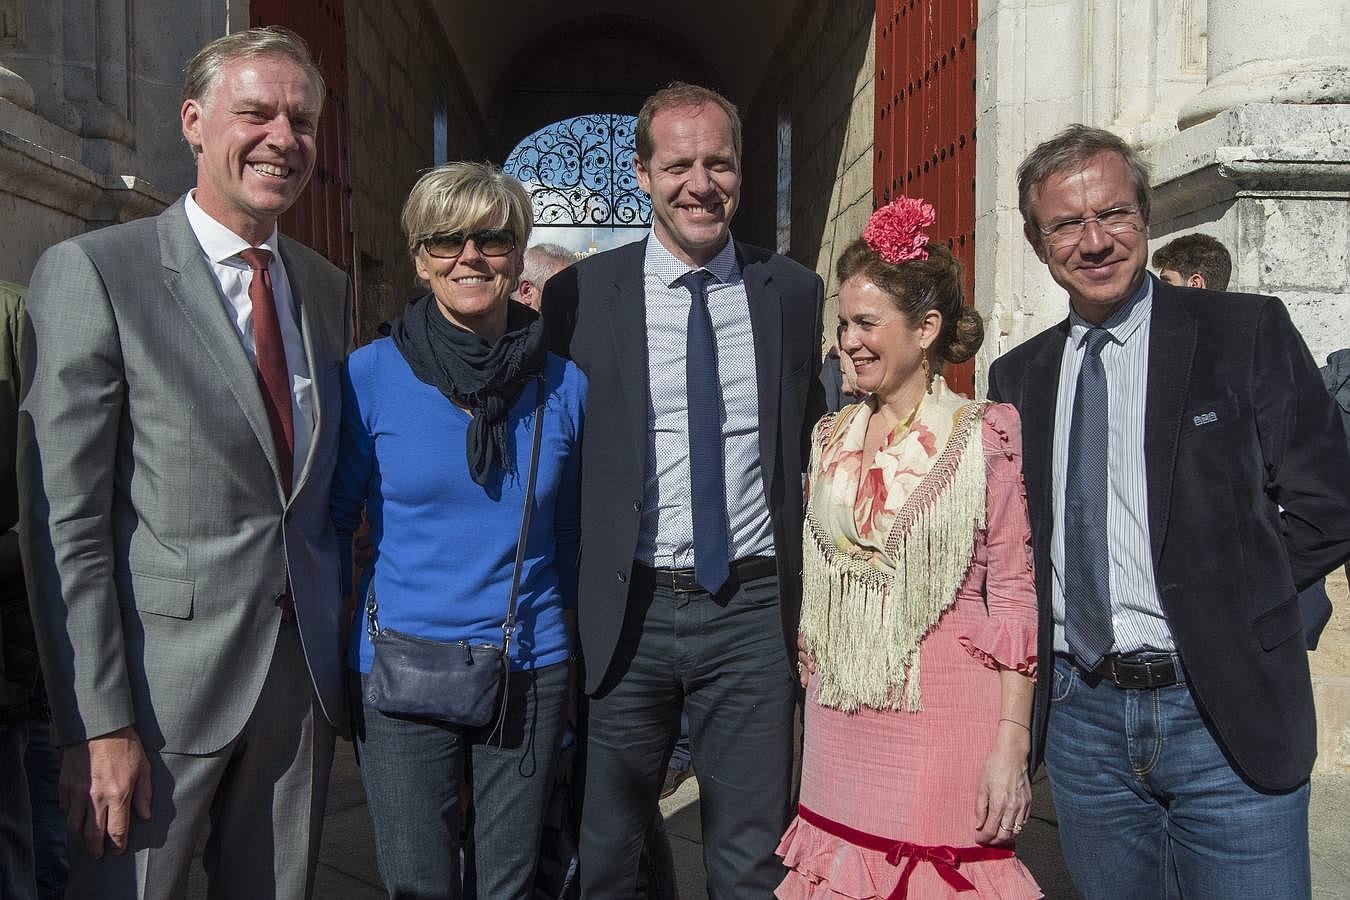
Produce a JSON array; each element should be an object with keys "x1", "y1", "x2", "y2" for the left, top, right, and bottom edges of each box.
[{"x1": 240, "y1": 248, "x2": 294, "y2": 496}]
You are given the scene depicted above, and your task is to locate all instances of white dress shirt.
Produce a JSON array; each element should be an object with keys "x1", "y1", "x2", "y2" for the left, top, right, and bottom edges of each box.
[
  {"x1": 184, "y1": 191, "x2": 314, "y2": 489},
  {"x1": 636, "y1": 233, "x2": 774, "y2": 568},
  {"x1": 1051, "y1": 275, "x2": 1176, "y2": 655}
]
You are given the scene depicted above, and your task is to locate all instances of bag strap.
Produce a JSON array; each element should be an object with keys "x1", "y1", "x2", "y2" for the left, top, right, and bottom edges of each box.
[
  {"x1": 365, "y1": 375, "x2": 549, "y2": 643},
  {"x1": 501, "y1": 376, "x2": 546, "y2": 656}
]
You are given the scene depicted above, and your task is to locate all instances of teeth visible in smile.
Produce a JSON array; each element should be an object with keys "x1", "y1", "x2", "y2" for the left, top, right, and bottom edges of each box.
[
  {"x1": 250, "y1": 163, "x2": 290, "y2": 177},
  {"x1": 454, "y1": 277, "x2": 490, "y2": 283}
]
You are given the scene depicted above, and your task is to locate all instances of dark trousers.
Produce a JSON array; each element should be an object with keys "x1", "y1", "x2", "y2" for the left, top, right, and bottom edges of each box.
[
  {"x1": 354, "y1": 662, "x2": 570, "y2": 900},
  {"x1": 579, "y1": 572, "x2": 796, "y2": 899}
]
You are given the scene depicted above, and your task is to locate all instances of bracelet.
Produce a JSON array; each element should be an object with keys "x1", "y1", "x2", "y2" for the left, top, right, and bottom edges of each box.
[{"x1": 999, "y1": 717, "x2": 1031, "y2": 732}]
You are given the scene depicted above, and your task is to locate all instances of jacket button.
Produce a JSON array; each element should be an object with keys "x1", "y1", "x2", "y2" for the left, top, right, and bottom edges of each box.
[
  {"x1": 633, "y1": 499, "x2": 642, "y2": 511},
  {"x1": 617, "y1": 571, "x2": 627, "y2": 583}
]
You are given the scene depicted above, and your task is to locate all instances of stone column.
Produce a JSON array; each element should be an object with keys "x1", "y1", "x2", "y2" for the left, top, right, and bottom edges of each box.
[{"x1": 1179, "y1": 0, "x2": 1350, "y2": 128}]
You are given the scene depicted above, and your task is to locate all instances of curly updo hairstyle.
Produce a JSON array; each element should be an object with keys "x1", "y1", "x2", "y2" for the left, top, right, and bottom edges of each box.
[{"x1": 836, "y1": 238, "x2": 984, "y2": 369}]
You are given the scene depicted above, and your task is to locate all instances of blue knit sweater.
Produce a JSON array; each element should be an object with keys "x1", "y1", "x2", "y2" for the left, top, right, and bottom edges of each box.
[{"x1": 331, "y1": 337, "x2": 585, "y2": 673}]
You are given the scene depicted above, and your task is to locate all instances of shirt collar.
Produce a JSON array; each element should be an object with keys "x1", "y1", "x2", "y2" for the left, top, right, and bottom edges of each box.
[
  {"x1": 644, "y1": 229, "x2": 741, "y2": 289},
  {"x1": 1068, "y1": 271, "x2": 1152, "y2": 349},
  {"x1": 184, "y1": 190, "x2": 281, "y2": 266}
]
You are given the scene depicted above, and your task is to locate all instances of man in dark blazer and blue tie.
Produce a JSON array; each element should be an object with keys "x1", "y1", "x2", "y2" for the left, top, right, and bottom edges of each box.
[
  {"x1": 988, "y1": 124, "x2": 1350, "y2": 899},
  {"x1": 543, "y1": 82, "x2": 824, "y2": 898}
]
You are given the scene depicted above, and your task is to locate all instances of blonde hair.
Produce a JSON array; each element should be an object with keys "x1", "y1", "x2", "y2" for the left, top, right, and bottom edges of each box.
[
  {"x1": 183, "y1": 27, "x2": 325, "y2": 108},
  {"x1": 401, "y1": 161, "x2": 533, "y2": 256}
]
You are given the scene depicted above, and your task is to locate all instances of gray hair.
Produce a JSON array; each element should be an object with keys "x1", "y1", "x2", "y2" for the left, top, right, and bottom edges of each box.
[
  {"x1": 400, "y1": 161, "x2": 533, "y2": 256},
  {"x1": 522, "y1": 243, "x2": 574, "y2": 286},
  {"x1": 183, "y1": 27, "x2": 326, "y2": 108},
  {"x1": 1016, "y1": 124, "x2": 1152, "y2": 231}
]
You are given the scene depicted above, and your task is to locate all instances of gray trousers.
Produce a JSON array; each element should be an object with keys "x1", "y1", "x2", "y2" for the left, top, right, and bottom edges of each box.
[
  {"x1": 579, "y1": 572, "x2": 796, "y2": 899},
  {"x1": 65, "y1": 620, "x2": 336, "y2": 900}
]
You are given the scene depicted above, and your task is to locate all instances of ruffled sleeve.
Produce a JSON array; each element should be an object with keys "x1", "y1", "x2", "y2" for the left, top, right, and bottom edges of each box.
[{"x1": 958, "y1": 403, "x2": 1038, "y2": 677}]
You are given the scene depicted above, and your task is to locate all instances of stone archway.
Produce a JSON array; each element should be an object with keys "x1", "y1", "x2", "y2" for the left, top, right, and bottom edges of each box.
[{"x1": 487, "y1": 16, "x2": 722, "y2": 163}]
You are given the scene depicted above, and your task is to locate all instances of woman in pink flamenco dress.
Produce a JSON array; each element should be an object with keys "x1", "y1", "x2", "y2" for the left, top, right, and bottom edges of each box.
[{"x1": 779, "y1": 197, "x2": 1042, "y2": 900}]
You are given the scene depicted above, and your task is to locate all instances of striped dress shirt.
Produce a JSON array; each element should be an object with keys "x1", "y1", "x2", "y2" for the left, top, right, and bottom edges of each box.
[
  {"x1": 1051, "y1": 275, "x2": 1176, "y2": 655},
  {"x1": 635, "y1": 234, "x2": 774, "y2": 569}
]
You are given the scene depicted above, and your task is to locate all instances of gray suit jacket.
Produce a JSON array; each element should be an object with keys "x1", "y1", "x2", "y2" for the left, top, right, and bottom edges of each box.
[{"x1": 18, "y1": 197, "x2": 352, "y2": 754}]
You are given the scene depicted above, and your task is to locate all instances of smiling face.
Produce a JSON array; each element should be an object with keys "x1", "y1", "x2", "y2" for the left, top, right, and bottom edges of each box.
[
  {"x1": 414, "y1": 222, "x2": 523, "y2": 339},
  {"x1": 1024, "y1": 152, "x2": 1149, "y2": 325},
  {"x1": 635, "y1": 103, "x2": 741, "y2": 267},
  {"x1": 182, "y1": 54, "x2": 321, "y2": 245},
  {"x1": 837, "y1": 275, "x2": 940, "y2": 404}
]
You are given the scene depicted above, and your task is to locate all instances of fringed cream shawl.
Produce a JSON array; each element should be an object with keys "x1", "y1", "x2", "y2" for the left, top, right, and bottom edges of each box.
[{"x1": 801, "y1": 382, "x2": 988, "y2": 712}]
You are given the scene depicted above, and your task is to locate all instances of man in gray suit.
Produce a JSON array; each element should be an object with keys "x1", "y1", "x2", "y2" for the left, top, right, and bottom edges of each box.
[{"x1": 17, "y1": 28, "x2": 351, "y2": 898}]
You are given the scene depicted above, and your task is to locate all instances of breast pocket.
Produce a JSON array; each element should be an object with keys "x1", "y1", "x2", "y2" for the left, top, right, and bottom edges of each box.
[{"x1": 1178, "y1": 395, "x2": 1242, "y2": 440}]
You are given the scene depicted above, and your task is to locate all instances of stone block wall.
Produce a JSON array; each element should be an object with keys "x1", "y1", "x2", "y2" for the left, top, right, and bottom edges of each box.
[
  {"x1": 743, "y1": 0, "x2": 875, "y2": 350},
  {"x1": 1147, "y1": 104, "x2": 1350, "y2": 367},
  {"x1": 0, "y1": 0, "x2": 214, "y2": 287},
  {"x1": 343, "y1": 0, "x2": 489, "y2": 344}
]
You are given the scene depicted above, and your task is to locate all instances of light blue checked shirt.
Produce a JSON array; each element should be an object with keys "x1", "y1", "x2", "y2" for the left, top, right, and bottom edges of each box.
[
  {"x1": 635, "y1": 233, "x2": 774, "y2": 569},
  {"x1": 1051, "y1": 275, "x2": 1176, "y2": 655}
]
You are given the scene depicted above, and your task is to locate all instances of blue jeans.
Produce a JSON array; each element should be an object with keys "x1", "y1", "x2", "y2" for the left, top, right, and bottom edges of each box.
[
  {"x1": 353, "y1": 662, "x2": 570, "y2": 900},
  {"x1": 24, "y1": 720, "x2": 66, "y2": 900},
  {"x1": 1, "y1": 720, "x2": 37, "y2": 900},
  {"x1": 1044, "y1": 656, "x2": 1310, "y2": 899},
  {"x1": 667, "y1": 711, "x2": 691, "y2": 772}
]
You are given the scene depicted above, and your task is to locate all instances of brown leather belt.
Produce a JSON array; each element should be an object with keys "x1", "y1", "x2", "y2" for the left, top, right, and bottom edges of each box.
[
  {"x1": 1082, "y1": 652, "x2": 1184, "y2": 689},
  {"x1": 632, "y1": 556, "x2": 777, "y2": 593}
]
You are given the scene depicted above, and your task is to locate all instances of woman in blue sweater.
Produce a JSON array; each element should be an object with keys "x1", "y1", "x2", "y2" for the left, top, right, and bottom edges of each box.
[{"x1": 331, "y1": 161, "x2": 584, "y2": 899}]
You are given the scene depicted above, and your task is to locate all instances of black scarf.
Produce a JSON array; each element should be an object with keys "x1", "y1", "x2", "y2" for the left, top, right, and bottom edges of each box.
[{"x1": 391, "y1": 295, "x2": 547, "y2": 486}]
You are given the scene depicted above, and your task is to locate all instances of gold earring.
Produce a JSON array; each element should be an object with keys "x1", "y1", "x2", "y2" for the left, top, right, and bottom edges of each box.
[{"x1": 921, "y1": 351, "x2": 933, "y2": 394}]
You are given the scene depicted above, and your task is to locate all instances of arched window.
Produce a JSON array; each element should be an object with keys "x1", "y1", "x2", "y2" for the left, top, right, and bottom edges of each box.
[{"x1": 504, "y1": 114, "x2": 650, "y2": 251}]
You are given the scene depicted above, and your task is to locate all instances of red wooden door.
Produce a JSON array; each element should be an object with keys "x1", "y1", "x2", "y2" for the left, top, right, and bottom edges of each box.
[
  {"x1": 249, "y1": 0, "x2": 353, "y2": 275},
  {"x1": 874, "y1": 0, "x2": 977, "y2": 395}
]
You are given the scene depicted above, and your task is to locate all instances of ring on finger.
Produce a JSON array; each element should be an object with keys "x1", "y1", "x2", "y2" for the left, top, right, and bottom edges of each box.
[{"x1": 1012, "y1": 822, "x2": 1024, "y2": 834}]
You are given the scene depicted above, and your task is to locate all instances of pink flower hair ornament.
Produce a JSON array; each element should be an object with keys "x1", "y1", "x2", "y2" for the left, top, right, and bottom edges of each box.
[{"x1": 863, "y1": 196, "x2": 937, "y2": 263}]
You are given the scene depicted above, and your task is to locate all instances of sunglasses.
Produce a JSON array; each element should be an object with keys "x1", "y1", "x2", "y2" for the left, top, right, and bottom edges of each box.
[{"x1": 421, "y1": 228, "x2": 517, "y2": 259}]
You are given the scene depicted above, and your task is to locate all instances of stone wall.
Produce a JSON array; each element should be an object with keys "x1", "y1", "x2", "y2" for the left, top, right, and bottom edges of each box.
[
  {"x1": 1146, "y1": 103, "x2": 1350, "y2": 367},
  {"x1": 743, "y1": 0, "x2": 875, "y2": 349},
  {"x1": 0, "y1": 0, "x2": 214, "y2": 286},
  {"x1": 343, "y1": 0, "x2": 490, "y2": 344}
]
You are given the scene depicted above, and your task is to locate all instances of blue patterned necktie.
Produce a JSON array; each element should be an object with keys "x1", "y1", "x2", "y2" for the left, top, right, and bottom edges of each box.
[
  {"x1": 1064, "y1": 327, "x2": 1114, "y2": 669},
  {"x1": 682, "y1": 270, "x2": 731, "y2": 594}
]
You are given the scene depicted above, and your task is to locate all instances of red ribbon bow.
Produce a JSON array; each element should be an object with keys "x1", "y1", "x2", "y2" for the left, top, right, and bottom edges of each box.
[
  {"x1": 796, "y1": 804, "x2": 1015, "y2": 899},
  {"x1": 885, "y1": 841, "x2": 976, "y2": 894}
]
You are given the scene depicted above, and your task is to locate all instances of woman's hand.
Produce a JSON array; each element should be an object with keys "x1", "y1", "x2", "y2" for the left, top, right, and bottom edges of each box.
[
  {"x1": 974, "y1": 722, "x2": 1032, "y2": 846},
  {"x1": 796, "y1": 633, "x2": 816, "y2": 688}
]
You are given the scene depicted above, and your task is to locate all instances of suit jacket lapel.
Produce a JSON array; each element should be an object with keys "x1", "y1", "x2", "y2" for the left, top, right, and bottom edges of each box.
[
  {"x1": 740, "y1": 245, "x2": 783, "y2": 492},
  {"x1": 1143, "y1": 277, "x2": 1196, "y2": 565},
  {"x1": 282, "y1": 239, "x2": 323, "y2": 498},
  {"x1": 157, "y1": 200, "x2": 287, "y2": 497},
  {"x1": 605, "y1": 240, "x2": 651, "y2": 464},
  {"x1": 1017, "y1": 322, "x2": 1068, "y2": 558}
]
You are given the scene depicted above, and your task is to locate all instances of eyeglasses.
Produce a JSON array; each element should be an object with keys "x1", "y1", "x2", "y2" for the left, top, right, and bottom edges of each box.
[
  {"x1": 1038, "y1": 206, "x2": 1143, "y2": 248},
  {"x1": 421, "y1": 228, "x2": 517, "y2": 259}
]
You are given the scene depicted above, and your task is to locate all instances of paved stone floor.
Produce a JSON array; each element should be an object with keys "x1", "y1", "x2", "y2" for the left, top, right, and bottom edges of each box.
[{"x1": 184, "y1": 750, "x2": 1348, "y2": 898}]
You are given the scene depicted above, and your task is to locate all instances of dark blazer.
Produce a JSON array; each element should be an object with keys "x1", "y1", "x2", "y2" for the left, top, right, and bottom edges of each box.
[
  {"x1": 542, "y1": 238, "x2": 825, "y2": 693},
  {"x1": 988, "y1": 275, "x2": 1350, "y2": 791}
]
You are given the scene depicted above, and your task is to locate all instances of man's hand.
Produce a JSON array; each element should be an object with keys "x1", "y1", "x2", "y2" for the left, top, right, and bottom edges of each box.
[
  {"x1": 796, "y1": 633, "x2": 816, "y2": 689},
  {"x1": 60, "y1": 725, "x2": 152, "y2": 858}
]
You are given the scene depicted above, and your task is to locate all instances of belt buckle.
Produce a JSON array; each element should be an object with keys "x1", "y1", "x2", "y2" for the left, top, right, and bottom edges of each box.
[{"x1": 669, "y1": 569, "x2": 701, "y2": 594}]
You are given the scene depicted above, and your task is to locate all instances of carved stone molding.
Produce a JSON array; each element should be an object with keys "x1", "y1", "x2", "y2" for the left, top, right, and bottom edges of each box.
[
  {"x1": 0, "y1": 62, "x2": 33, "y2": 109},
  {"x1": 0, "y1": 125, "x2": 169, "y2": 223}
]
